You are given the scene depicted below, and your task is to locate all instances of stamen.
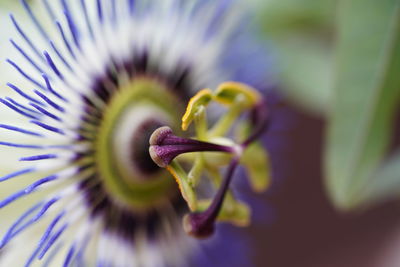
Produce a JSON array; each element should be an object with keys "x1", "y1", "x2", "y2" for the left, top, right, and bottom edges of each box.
[
  {"x1": 148, "y1": 82, "x2": 271, "y2": 239},
  {"x1": 149, "y1": 126, "x2": 237, "y2": 168}
]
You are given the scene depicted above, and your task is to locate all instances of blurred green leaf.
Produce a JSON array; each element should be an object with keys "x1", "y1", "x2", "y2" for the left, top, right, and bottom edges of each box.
[
  {"x1": 273, "y1": 35, "x2": 333, "y2": 114},
  {"x1": 260, "y1": 0, "x2": 334, "y2": 34},
  {"x1": 360, "y1": 150, "x2": 400, "y2": 205},
  {"x1": 325, "y1": 0, "x2": 400, "y2": 209},
  {"x1": 258, "y1": 0, "x2": 335, "y2": 115}
]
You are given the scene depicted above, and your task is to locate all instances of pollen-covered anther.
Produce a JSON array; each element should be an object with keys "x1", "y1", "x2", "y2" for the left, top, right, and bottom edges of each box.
[
  {"x1": 148, "y1": 82, "x2": 271, "y2": 239},
  {"x1": 149, "y1": 126, "x2": 236, "y2": 168}
]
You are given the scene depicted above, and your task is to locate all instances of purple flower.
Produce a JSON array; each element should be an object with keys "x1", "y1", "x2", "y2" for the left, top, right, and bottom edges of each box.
[{"x1": 0, "y1": 0, "x2": 273, "y2": 266}]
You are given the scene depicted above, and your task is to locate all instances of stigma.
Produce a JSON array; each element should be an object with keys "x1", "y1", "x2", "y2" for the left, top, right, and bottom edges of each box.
[
  {"x1": 149, "y1": 126, "x2": 239, "y2": 168},
  {"x1": 148, "y1": 82, "x2": 271, "y2": 239}
]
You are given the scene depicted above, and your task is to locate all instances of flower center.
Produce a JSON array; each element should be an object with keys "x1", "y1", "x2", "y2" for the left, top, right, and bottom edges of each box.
[
  {"x1": 95, "y1": 77, "x2": 185, "y2": 211},
  {"x1": 146, "y1": 82, "x2": 271, "y2": 238}
]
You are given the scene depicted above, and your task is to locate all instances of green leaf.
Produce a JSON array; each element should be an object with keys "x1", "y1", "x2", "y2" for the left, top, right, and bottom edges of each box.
[
  {"x1": 259, "y1": 0, "x2": 335, "y2": 35},
  {"x1": 359, "y1": 150, "x2": 400, "y2": 205},
  {"x1": 258, "y1": 0, "x2": 336, "y2": 115},
  {"x1": 273, "y1": 35, "x2": 334, "y2": 114},
  {"x1": 325, "y1": 0, "x2": 400, "y2": 209}
]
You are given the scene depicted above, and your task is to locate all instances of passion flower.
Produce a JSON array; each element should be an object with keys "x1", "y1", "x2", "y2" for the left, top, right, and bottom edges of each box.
[{"x1": 0, "y1": 0, "x2": 273, "y2": 266}]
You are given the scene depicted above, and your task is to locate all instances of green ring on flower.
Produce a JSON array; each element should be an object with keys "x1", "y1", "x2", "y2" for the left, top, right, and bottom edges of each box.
[{"x1": 96, "y1": 78, "x2": 183, "y2": 211}]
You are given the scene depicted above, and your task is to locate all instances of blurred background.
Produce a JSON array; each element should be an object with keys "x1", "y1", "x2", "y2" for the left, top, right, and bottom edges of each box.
[
  {"x1": 0, "y1": 0, "x2": 400, "y2": 266},
  {"x1": 246, "y1": 0, "x2": 400, "y2": 266}
]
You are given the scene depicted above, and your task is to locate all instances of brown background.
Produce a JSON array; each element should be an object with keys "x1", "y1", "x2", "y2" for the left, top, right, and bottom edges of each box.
[{"x1": 249, "y1": 103, "x2": 400, "y2": 267}]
